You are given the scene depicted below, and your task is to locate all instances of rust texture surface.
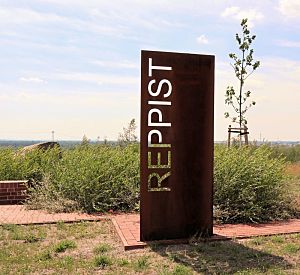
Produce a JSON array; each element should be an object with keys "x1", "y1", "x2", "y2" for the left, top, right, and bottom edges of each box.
[{"x1": 140, "y1": 50, "x2": 214, "y2": 241}]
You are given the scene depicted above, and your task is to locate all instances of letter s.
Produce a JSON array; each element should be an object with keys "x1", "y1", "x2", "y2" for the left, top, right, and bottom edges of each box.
[{"x1": 148, "y1": 79, "x2": 172, "y2": 98}]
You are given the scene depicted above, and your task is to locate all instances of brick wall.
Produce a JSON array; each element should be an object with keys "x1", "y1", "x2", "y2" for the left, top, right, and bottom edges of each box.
[{"x1": 0, "y1": 180, "x2": 28, "y2": 205}]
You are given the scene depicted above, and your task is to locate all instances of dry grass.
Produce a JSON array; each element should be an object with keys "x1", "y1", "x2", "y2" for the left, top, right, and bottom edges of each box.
[
  {"x1": 0, "y1": 221, "x2": 300, "y2": 274},
  {"x1": 285, "y1": 162, "x2": 300, "y2": 178},
  {"x1": 285, "y1": 163, "x2": 300, "y2": 213}
]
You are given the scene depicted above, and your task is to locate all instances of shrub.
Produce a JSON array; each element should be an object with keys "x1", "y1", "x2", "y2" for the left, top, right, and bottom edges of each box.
[
  {"x1": 51, "y1": 144, "x2": 139, "y2": 212},
  {"x1": 26, "y1": 144, "x2": 140, "y2": 213},
  {"x1": 214, "y1": 145, "x2": 296, "y2": 223},
  {"x1": 25, "y1": 176, "x2": 80, "y2": 213},
  {"x1": 0, "y1": 147, "x2": 21, "y2": 180},
  {"x1": 270, "y1": 144, "x2": 300, "y2": 163},
  {"x1": 0, "y1": 146, "x2": 61, "y2": 181}
]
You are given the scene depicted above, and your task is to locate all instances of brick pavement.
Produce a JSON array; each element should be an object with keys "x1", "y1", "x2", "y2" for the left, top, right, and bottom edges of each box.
[
  {"x1": 0, "y1": 205, "x2": 105, "y2": 225},
  {"x1": 112, "y1": 214, "x2": 300, "y2": 250},
  {"x1": 1, "y1": 206, "x2": 300, "y2": 250}
]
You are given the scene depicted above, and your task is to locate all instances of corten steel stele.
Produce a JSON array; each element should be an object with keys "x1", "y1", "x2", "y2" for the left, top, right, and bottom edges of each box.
[{"x1": 140, "y1": 50, "x2": 215, "y2": 241}]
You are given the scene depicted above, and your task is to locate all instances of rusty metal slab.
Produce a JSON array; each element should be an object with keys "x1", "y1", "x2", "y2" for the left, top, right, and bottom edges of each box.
[{"x1": 140, "y1": 50, "x2": 214, "y2": 241}]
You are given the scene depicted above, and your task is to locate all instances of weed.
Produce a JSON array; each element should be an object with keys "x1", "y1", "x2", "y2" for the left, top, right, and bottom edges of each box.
[
  {"x1": 53, "y1": 240, "x2": 76, "y2": 253},
  {"x1": 156, "y1": 263, "x2": 172, "y2": 275},
  {"x1": 38, "y1": 250, "x2": 52, "y2": 261},
  {"x1": 249, "y1": 237, "x2": 265, "y2": 246},
  {"x1": 58, "y1": 256, "x2": 74, "y2": 271},
  {"x1": 132, "y1": 255, "x2": 149, "y2": 272},
  {"x1": 283, "y1": 244, "x2": 300, "y2": 254},
  {"x1": 117, "y1": 258, "x2": 129, "y2": 266},
  {"x1": 94, "y1": 255, "x2": 112, "y2": 268},
  {"x1": 56, "y1": 221, "x2": 66, "y2": 230},
  {"x1": 93, "y1": 243, "x2": 112, "y2": 254},
  {"x1": 24, "y1": 233, "x2": 41, "y2": 243},
  {"x1": 1, "y1": 224, "x2": 18, "y2": 232},
  {"x1": 266, "y1": 268, "x2": 286, "y2": 275},
  {"x1": 168, "y1": 253, "x2": 178, "y2": 262},
  {"x1": 172, "y1": 264, "x2": 193, "y2": 275},
  {"x1": 270, "y1": 235, "x2": 285, "y2": 244}
]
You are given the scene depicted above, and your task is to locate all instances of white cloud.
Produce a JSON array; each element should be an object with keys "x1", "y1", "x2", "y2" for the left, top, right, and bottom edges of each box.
[
  {"x1": 0, "y1": 6, "x2": 64, "y2": 24},
  {"x1": 0, "y1": 6, "x2": 124, "y2": 38},
  {"x1": 49, "y1": 71, "x2": 139, "y2": 86},
  {"x1": 221, "y1": 6, "x2": 240, "y2": 18},
  {"x1": 19, "y1": 77, "x2": 47, "y2": 83},
  {"x1": 278, "y1": 0, "x2": 300, "y2": 18},
  {"x1": 92, "y1": 60, "x2": 138, "y2": 69},
  {"x1": 221, "y1": 6, "x2": 264, "y2": 26},
  {"x1": 278, "y1": 39, "x2": 300, "y2": 48},
  {"x1": 196, "y1": 34, "x2": 209, "y2": 45},
  {"x1": 0, "y1": 89, "x2": 135, "y2": 106}
]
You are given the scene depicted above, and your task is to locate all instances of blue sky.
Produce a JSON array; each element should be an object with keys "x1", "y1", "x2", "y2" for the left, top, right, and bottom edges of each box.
[{"x1": 0, "y1": 0, "x2": 299, "y2": 141}]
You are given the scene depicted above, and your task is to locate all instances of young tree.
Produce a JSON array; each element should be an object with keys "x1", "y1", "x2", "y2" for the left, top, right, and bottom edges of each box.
[
  {"x1": 118, "y1": 118, "x2": 137, "y2": 145},
  {"x1": 81, "y1": 134, "x2": 90, "y2": 147},
  {"x1": 224, "y1": 18, "x2": 260, "y2": 129}
]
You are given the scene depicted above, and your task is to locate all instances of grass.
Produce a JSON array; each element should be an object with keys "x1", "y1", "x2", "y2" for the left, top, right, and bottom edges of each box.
[
  {"x1": 53, "y1": 240, "x2": 76, "y2": 253},
  {"x1": 0, "y1": 221, "x2": 300, "y2": 274},
  {"x1": 93, "y1": 243, "x2": 112, "y2": 254},
  {"x1": 285, "y1": 162, "x2": 300, "y2": 212},
  {"x1": 132, "y1": 255, "x2": 149, "y2": 272},
  {"x1": 93, "y1": 255, "x2": 112, "y2": 268}
]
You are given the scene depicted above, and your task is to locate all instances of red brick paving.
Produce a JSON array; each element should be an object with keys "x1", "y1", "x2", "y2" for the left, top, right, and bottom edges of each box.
[
  {"x1": 111, "y1": 214, "x2": 145, "y2": 250},
  {"x1": 0, "y1": 205, "x2": 105, "y2": 225},
  {"x1": 112, "y1": 214, "x2": 300, "y2": 250},
  {"x1": 1, "y1": 206, "x2": 300, "y2": 250}
]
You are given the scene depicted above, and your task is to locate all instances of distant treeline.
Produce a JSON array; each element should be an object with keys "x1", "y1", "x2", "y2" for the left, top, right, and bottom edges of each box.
[
  {"x1": 2, "y1": 140, "x2": 300, "y2": 162},
  {"x1": 2, "y1": 140, "x2": 300, "y2": 148},
  {"x1": 0, "y1": 140, "x2": 116, "y2": 148}
]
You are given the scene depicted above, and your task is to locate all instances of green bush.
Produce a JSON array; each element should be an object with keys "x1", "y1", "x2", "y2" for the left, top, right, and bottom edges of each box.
[
  {"x1": 270, "y1": 144, "x2": 300, "y2": 163},
  {"x1": 0, "y1": 144, "x2": 139, "y2": 213},
  {"x1": 26, "y1": 144, "x2": 140, "y2": 213},
  {"x1": 0, "y1": 143, "x2": 297, "y2": 223},
  {"x1": 214, "y1": 145, "x2": 295, "y2": 223},
  {"x1": 0, "y1": 148, "x2": 21, "y2": 180},
  {"x1": 0, "y1": 146, "x2": 61, "y2": 181}
]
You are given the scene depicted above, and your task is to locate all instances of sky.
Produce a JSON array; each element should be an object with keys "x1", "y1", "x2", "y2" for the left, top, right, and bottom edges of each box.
[{"x1": 0, "y1": 0, "x2": 299, "y2": 141}]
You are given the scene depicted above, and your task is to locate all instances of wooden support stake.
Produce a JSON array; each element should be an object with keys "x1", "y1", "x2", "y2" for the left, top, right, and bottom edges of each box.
[
  {"x1": 228, "y1": 125, "x2": 231, "y2": 148},
  {"x1": 244, "y1": 126, "x2": 249, "y2": 145},
  {"x1": 227, "y1": 125, "x2": 249, "y2": 147}
]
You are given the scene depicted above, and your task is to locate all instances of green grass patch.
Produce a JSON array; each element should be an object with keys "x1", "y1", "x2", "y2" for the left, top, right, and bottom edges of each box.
[
  {"x1": 172, "y1": 264, "x2": 193, "y2": 275},
  {"x1": 37, "y1": 250, "x2": 53, "y2": 261},
  {"x1": 249, "y1": 236, "x2": 266, "y2": 246},
  {"x1": 132, "y1": 255, "x2": 150, "y2": 272},
  {"x1": 270, "y1": 235, "x2": 285, "y2": 244},
  {"x1": 53, "y1": 240, "x2": 76, "y2": 253},
  {"x1": 117, "y1": 258, "x2": 130, "y2": 267},
  {"x1": 93, "y1": 243, "x2": 112, "y2": 254},
  {"x1": 94, "y1": 255, "x2": 112, "y2": 268},
  {"x1": 283, "y1": 243, "x2": 300, "y2": 254},
  {"x1": 0, "y1": 222, "x2": 300, "y2": 274}
]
